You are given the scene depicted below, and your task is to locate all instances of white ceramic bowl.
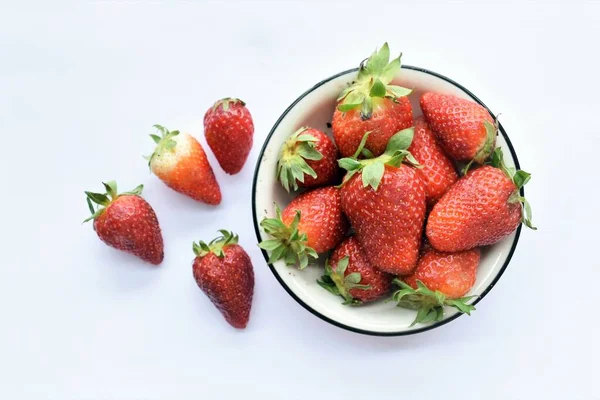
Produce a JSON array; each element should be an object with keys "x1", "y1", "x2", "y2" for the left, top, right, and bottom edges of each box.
[{"x1": 252, "y1": 66, "x2": 523, "y2": 336}]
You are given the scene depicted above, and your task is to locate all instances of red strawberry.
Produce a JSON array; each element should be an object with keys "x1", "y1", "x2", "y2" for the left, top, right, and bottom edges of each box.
[
  {"x1": 192, "y1": 230, "x2": 254, "y2": 329},
  {"x1": 277, "y1": 127, "x2": 339, "y2": 192},
  {"x1": 409, "y1": 117, "x2": 458, "y2": 205},
  {"x1": 84, "y1": 181, "x2": 164, "y2": 265},
  {"x1": 391, "y1": 247, "x2": 480, "y2": 326},
  {"x1": 339, "y1": 129, "x2": 426, "y2": 275},
  {"x1": 403, "y1": 247, "x2": 480, "y2": 299},
  {"x1": 147, "y1": 125, "x2": 221, "y2": 205},
  {"x1": 318, "y1": 237, "x2": 393, "y2": 304},
  {"x1": 420, "y1": 92, "x2": 496, "y2": 164},
  {"x1": 259, "y1": 186, "x2": 348, "y2": 269},
  {"x1": 426, "y1": 148, "x2": 536, "y2": 252},
  {"x1": 333, "y1": 43, "x2": 413, "y2": 157},
  {"x1": 204, "y1": 98, "x2": 254, "y2": 174}
]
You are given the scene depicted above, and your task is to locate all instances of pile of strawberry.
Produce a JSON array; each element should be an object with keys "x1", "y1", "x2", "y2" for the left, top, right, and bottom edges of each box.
[
  {"x1": 259, "y1": 43, "x2": 536, "y2": 326},
  {"x1": 84, "y1": 99, "x2": 257, "y2": 329}
]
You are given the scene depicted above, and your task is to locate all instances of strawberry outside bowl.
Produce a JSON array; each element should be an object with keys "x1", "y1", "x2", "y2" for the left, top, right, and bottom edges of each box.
[{"x1": 251, "y1": 66, "x2": 523, "y2": 336}]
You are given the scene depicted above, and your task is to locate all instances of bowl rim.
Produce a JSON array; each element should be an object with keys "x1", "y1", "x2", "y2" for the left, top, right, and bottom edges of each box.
[{"x1": 251, "y1": 65, "x2": 523, "y2": 336}]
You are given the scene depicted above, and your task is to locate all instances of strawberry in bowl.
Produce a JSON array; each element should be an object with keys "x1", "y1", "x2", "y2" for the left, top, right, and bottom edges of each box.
[{"x1": 252, "y1": 43, "x2": 535, "y2": 336}]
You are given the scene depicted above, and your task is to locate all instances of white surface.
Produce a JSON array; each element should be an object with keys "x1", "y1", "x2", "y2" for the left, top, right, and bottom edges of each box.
[
  {"x1": 255, "y1": 67, "x2": 519, "y2": 333},
  {"x1": 0, "y1": 1, "x2": 598, "y2": 399}
]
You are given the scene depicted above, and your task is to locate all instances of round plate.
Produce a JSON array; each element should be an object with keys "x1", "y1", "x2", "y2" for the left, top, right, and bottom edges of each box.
[{"x1": 252, "y1": 66, "x2": 523, "y2": 336}]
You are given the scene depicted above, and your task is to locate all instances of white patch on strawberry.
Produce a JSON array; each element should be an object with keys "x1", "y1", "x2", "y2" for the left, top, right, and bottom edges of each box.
[{"x1": 150, "y1": 132, "x2": 193, "y2": 175}]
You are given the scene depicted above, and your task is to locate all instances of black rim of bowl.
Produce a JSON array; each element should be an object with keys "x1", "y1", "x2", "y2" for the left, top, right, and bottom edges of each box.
[{"x1": 251, "y1": 65, "x2": 523, "y2": 336}]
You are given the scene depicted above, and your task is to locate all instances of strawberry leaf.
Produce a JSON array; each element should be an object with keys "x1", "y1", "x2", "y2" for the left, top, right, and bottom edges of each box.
[
  {"x1": 352, "y1": 131, "x2": 371, "y2": 158},
  {"x1": 338, "y1": 103, "x2": 361, "y2": 112},
  {"x1": 361, "y1": 148, "x2": 374, "y2": 158},
  {"x1": 193, "y1": 230, "x2": 239, "y2": 259},
  {"x1": 150, "y1": 134, "x2": 162, "y2": 144},
  {"x1": 121, "y1": 184, "x2": 143, "y2": 196},
  {"x1": 491, "y1": 147, "x2": 536, "y2": 230},
  {"x1": 277, "y1": 127, "x2": 324, "y2": 192},
  {"x1": 391, "y1": 279, "x2": 477, "y2": 326},
  {"x1": 384, "y1": 127, "x2": 414, "y2": 155},
  {"x1": 296, "y1": 146, "x2": 322, "y2": 161},
  {"x1": 386, "y1": 85, "x2": 412, "y2": 98},
  {"x1": 258, "y1": 204, "x2": 318, "y2": 269},
  {"x1": 369, "y1": 79, "x2": 386, "y2": 98},
  {"x1": 380, "y1": 55, "x2": 401, "y2": 84},
  {"x1": 469, "y1": 120, "x2": 497, "y2": 165},
  {"x1": 85, "y1": 191, "x2": 110, "y2": 206},
  {"x1": 317, "y1": 257, "x2": 370, "y2": 305},
  {"x1": 258, "y1": 239, "x2": 280, "y2": 250},
  {"x1": 344, "y1": 272, "x2": 362, "y2": 285},
  {"x1": 365, "y1": 43, "x2": 390, "y2": 75},
  {"x1": 338, "y1": 158, "x2": 362, "y2": 171},
  {"x1": 337, "y1": 91, "x2": 365, "y2": 112},
  {"x1": 86, "y1": 197, "x2": 95, "y2": 214},
  {"x1": 102, "y1": 181, "x2": 118, "y2": 200},
  {"x1": 337, "y1": 43, "x2": 409, "y2": 121},
  {"x1": 513, "y1": 170, "x2": 531, "y2": 189},
  {"x1": 317, "y1": 278, "x2": 340, "y2": 296},
  {"x1": 361, "y1": 162, "x2": 384, "y2": 190},
  {"x1": 510, "y1": 194, "x2": 537, "y2": 230}
]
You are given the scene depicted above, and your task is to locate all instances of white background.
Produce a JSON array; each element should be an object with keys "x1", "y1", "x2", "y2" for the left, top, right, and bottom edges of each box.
[{"x1": 1, "y1": 1, "x2": 598, "y2": 399}]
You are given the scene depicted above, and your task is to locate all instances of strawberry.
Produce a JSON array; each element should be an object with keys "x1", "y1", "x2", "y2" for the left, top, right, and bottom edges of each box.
[
  {"x1": 403, "y1": 247, "x2": 480, "y2": 299},
  {"x1": 333, "y1": 43, "x2": 413, "y2": 157},
  {"x1": 259, "y1": 186, "x2": 348, "y2": 269},
  {"x1": 84, "y1": 181, "x2": 164, "y2": 265},
  {"x1": 318, "y1": 237, "x2": 393, "y2": 304},
  {"x1": 409, "y1": 117, "x2": 458, "y2": 205},
  {"x1": 339, "y1": 129, "x2": 426, "y2": 275},
  {"x1": 426, "y1": 148, "x2": 536, "y2": 252},
  {"x1": 204, "y1": 98, "x2": 254, "y2": 175},
  {"x1": 391, "y1": 247, "x2": 480, "y2": 326},
  {"x1": 277, "y1": 127, "x2": 339, "y2": 192},
  {"x1": 147, "y1": 125, "x2": 221, "y2": 205},
  {"x1": 192, "y1": 230, "x2": 254, "y2": 329},
  {"x1": 420, "y1": 92, "x2": 496, "y2": 165}
]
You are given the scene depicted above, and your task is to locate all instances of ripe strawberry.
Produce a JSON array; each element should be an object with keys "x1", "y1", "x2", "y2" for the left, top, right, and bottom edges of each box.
[
  {"x1": 84, "y1": 181, "x2": 164, "y2": 265},
  {"x1": 333, "y1": 43, "x2": 413, "y2": 157},
  {"x1": 409, "y1": 117, "x2": 458, "y2": 205},
  {"x1": 147, "y1": 125, "x2": 221, "y2": 205},
  {"x1": 403, "y1": 247, "x2": 480, "y2": 299},
  {"x1": 318, "y1": 237, "x2": 393, "y2": 304},
  {"x1": 192, "y1": 230, "x2": 254, "y2": 329},
  {"x1": 339, "y1": 129, "x2": 426, "y2": 275},
  {"x1": 426, "y1": 148, "x2": 536, "y2": 252},
  {"x1": 420, "y1": 92, "x2": 496, "y2": 164},
  {"x1": 204, "y1": 98, "x2": 254, "y2": 175},
  {"x1": 277, "y1": 127, "x2": 339, "y2": 192},
  {"x1": 259, "y1": 186, "x2": 348, "y2": 269},
  {"x1": 391, "y1": 247, "x2": 480, "y2": 326}
]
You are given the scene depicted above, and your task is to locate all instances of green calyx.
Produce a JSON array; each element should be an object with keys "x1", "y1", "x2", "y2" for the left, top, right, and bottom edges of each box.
[
  {"x1": 145, "y1": 124, "x2": 180, "y2": 168},
  {"x1": 390, "y1": 278, "x2": 476, "y2": 327},
  {"x1": 337, "y1": 42, "x2": 412, "y2": 119},
  {"x1": 461, "y1": 120, "x2": 498, "y2": 175},
  {"x1": 317, "y1": 256, "x2": 371, "y2": 306},
  {"x1": 489, "y1": 147, "x2": 537, "y2": 230},
  {"x1": 277, "y1": 127, "x2": 323, "y2": 192},
  {"x1": 212, "y1": 97, "x2": 245, "y2": 112},
  {"x1": 83, "y1": 181, "x2": 143, "y2": 223},
  {"x1": 258, "y1": 204, "x2": 318, "y2": 270},
  {"x1": 337, "y1": 128, "x2": 421, "y2": 191},
  {"x1": 474, "y1": 120, "x2": 497, "y2": 163},
  {"x1": 192, "y1": 230, "x2": 239, "y2": 258}
]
